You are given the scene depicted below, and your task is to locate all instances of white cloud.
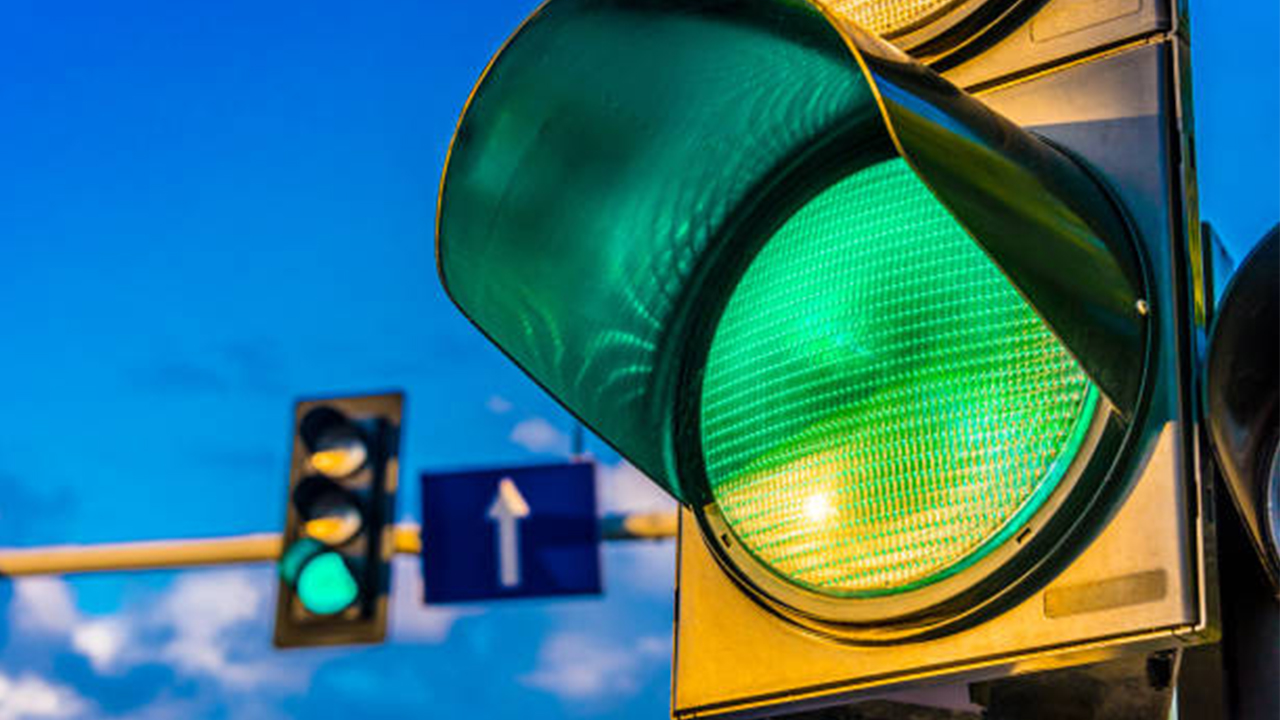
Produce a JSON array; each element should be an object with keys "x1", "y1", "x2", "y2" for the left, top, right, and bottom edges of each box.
[
  {"x1": 11, "y1": 578, "x2": 78, "y2": 635},
  {"x1": 509, "y1": 417, "x2": 571, "y2": 455},
  {"x1": 486, "y1": 395, "x2": 513, "y2": 414},
  {"x1": 520, "y1": 632, "x2": 668, "y2": 701},
  {"x1": 0, "y1": 672, "x2": 90, "y2": 720},
  {"x1": 389, "y1": 557, "x2": 479, "y2": 643},
  {"x1": 12, "y1": 577, "x2": 136, "y2": 676},
  {"x1": 636, "y1": 636, "x2": 670, "y2": 658},
  {"x1": 70, "y1": 618, "x2": 127, "y2": 674},
  {"x1": 153, "y1": 569, "x2": 298, "y2": 690},
  {"x1": 11, "y1": 569, "x2": 303, "y2": 691},
  {"x1": 595, "y1": 461, "x2": 676, "y2": 515}
]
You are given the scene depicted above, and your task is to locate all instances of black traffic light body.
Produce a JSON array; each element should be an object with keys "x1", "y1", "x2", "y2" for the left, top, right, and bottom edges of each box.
[
  {"x1": 1205, "y1": 226, "x2": 1280, "y2": 595},
  {"x1": 273, "y1": 392, "x2": 403, "y2": 649},
  {"x1": 435, "y1": 0, "x2": 1217, "y2": 716}
]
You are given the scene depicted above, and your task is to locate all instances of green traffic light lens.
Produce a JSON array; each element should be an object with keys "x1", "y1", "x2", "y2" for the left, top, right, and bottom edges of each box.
[
  {"x1": 296, "y1": 552, "x2": 360, "y2": 615},
  {"x1": 698, "y1": 158, "x2": 1099, "y2": 598}
]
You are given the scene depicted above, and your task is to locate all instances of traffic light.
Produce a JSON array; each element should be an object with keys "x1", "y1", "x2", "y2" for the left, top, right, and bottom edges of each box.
[
  {"x1": 1206, "y1": 226, "x2": 1279, "y2": 595},
  {"x1": 274, "y1": 393, "x2": 403, "y2": 648},
  {"x1": 436, "y1": 0, "x2": 1211, "y2": 715}
]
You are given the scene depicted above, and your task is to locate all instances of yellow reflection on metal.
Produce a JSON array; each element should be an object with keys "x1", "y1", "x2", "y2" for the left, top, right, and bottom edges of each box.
[{"x1": 821, "y1": 0, "x2": 961, "y2": 36}]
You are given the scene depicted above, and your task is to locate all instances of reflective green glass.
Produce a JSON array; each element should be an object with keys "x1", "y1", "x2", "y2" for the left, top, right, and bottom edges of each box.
[
  {"x1": 700, "y1": 159, "x2": 1098, "y2": 597},
  {"x1": 296, "y1": 552, "x2": 360, "y2": 615},
  {"x1": 438, "y1": 0, "x2": 884, "y2": 499}
]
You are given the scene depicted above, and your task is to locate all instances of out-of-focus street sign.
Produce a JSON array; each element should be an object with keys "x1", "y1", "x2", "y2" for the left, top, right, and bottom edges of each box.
[{"x1": 420, "y1": 462, "x2": 601, "y2": 603}]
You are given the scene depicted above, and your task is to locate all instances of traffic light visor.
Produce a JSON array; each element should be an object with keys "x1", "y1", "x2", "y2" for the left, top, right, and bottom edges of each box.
[{"x1": 437, "y1": 0, "x2": 1145, "y2": 514}]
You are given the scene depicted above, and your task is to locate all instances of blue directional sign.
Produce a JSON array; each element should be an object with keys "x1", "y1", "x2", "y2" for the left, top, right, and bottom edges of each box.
[{"x1": 420, "y1": 462, "x2": 601, "y2": 603}]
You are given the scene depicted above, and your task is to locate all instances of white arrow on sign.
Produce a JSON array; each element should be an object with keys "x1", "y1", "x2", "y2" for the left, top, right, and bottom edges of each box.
[{"x1": 487, "y1": 477, "x2": 531, "y2": 588}]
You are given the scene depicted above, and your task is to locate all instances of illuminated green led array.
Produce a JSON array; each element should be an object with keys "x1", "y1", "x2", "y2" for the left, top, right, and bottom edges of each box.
[{"x1": 699, "y1": 159, "x2": 1098, "y2": 597}]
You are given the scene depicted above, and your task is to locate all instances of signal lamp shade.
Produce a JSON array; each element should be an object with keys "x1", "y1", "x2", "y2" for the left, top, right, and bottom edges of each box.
[
  {"x1": 437, "y1": 0, "x2": 1147, "y2": 623},
  {"x1": 292, "y1": 477, "x2": 365, "y2": 546}
]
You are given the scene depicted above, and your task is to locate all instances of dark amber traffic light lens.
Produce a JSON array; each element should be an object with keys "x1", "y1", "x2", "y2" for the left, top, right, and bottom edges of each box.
[
  {"x1": 310, "y1": 433, "x2": 368, "y2": 478},
  {"x1": 300, "y1": 406, "x2": 368, "y2": 479}
]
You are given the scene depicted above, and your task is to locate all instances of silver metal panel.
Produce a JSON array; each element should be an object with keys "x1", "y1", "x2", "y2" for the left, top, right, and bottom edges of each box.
[{"x1": 940, "y1": 0, "x2": 1173, "y2": 90}]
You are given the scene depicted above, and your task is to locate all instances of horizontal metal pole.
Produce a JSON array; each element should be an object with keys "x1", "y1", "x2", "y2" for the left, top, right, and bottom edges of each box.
[
  {"x1": 599, "y1": 511, "x2": 680, "y2": 540},
  {"x1": 0, "y1": 534, "x2": 285, "y2": 577},
  {"x1": 0, "y1": 513, "x2": 677, "y2": 578}
]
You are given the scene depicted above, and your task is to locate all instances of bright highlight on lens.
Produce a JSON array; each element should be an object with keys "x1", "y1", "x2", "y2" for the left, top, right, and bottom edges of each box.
[
  {"x1": 822, "y1": 0, "x2": 965, "y2": 37},
  {"x1": 296, "y1": 552, "x2": 360, "y2": 615},
  {"x1": 803, "y1": 493, "x2": 837, "y2": 524},
  {"x1": 699, "y1": 158, "x2": 1098, "y2": 598},
  {"x1": 310, "y1": 434, "x2": 367, "y2": 478}
]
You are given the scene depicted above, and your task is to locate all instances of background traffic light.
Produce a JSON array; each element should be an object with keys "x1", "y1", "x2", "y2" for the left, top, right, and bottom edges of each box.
[
  {"x1": 274, "y1": 393, "x2": 403, "y2": 649},
  {"x1": 436, "y1": 0, "x2": 1213, "y2": 716}
]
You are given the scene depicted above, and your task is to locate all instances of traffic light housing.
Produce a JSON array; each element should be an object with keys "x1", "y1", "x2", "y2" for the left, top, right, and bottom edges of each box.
[
  {"x1": 436, "y1": 0, "x2": 1210, "y2": 715},
  {"x1": 274, "y1": 393, "x2": 403, "y2": 648},
  {"x1": 1206, "y1": 226, "x2": 1280, "y2": 595}
]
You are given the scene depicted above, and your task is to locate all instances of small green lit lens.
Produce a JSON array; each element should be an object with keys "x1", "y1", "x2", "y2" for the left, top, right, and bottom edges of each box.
[
  {"x1": 296, "y1": 552, "x2": 360, "y2": 615},
  {"x1": 699, "y1": 158, "x2": 1097, "y2": 598}
]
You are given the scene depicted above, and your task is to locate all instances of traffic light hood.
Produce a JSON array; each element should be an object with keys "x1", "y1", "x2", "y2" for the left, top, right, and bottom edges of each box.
[{"x1": 436, "y1": 0, "x2": 1148, "y2": 504}]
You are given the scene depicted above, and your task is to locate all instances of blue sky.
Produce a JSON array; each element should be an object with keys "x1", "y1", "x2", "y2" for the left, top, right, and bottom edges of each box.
[{"x1": 0, "y1": 1, "x2": 1275, "y2": 718}]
